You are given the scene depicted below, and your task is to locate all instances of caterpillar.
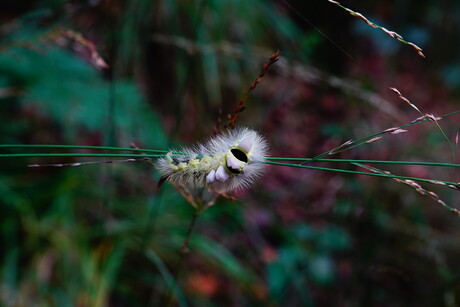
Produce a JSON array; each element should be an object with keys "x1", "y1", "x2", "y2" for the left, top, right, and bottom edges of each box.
[{"x1": 155, "y1": 127, "x2": 268, "y2": 192}]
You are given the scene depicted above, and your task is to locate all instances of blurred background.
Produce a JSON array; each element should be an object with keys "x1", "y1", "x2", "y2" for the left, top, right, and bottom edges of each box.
[{"x1": 1, "y1": 0, "x2": 460, "y2": 306}]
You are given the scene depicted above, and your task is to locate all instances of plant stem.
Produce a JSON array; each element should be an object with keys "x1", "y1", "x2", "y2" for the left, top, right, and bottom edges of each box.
[
  {"x1": 4, "y1": 152, "x2": 460, "y2": 169},
  {"x1": 310, "y1": 109, "x2": 460, "y2": 159},
  {"x1": 0, "y1": 153, "x2": 168, "y2": 158},
  {"x1": 263, "y1": 161, "x2": 460, "y2": 188},
  {"x1": 266, "y1": 158, "x2": 460, "y2": 168},
  {"x1": 163, "y1": 202, "x2": 203, "y2": 307},
  {"x1": 0, "y1": 144, "x2": 171, "y2": 153}
]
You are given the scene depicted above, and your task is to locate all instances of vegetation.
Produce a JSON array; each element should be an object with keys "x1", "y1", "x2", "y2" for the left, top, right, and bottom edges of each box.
[{"x1": 1, "y1": 0, "x2": 460, "y2": 305}]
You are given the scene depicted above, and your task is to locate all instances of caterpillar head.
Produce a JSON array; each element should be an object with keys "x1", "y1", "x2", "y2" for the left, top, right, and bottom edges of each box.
[
  {"x1": 205, "y1": 147, "x2": 248, "y2": 183},
  {"x1": 206, "y1": 131, "x2": 259, "y2": 184},
  {"x1": 226, "y1": 147, "x2": 249, "y2": 174}
]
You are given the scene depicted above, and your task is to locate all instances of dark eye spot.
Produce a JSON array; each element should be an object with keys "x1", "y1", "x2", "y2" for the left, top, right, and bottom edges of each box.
[{"x1": 231, "y1": 148, "x2": 248, "y2": 163}]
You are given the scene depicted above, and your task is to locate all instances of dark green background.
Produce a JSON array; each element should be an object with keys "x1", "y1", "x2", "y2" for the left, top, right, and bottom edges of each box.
[{"x1": 1, "y1": 0, "x2": 460, "y2": 305}]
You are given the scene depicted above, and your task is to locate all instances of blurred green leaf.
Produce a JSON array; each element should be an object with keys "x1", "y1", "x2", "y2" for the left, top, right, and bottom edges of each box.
[{"x1": 192, "y1": 235, "x2": 255, "y2": 284}]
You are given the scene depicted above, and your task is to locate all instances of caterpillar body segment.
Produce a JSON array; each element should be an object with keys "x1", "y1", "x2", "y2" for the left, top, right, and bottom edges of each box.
[{"x1": 155, "y1": 128, "x2": 268, "y2": 192}]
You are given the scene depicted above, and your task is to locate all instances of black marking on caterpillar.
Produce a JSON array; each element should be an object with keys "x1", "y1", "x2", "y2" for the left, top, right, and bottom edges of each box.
[{"x1": 155, "y1": 128, "x2": 268, "y2": 192}]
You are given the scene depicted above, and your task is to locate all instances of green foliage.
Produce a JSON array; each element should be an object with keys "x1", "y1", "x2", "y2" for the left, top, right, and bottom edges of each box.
[
  {"x1": 0, "y1": 43, "x2": 166, "y2": 148},
  {"x1": 1, "y1": 0, "x2": 460, "y2": 306}
]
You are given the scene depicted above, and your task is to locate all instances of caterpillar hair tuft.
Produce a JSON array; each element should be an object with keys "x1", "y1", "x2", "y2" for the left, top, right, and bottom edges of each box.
[{"x1": 155, "y1": 128, "x2": 268, "y2": 192}]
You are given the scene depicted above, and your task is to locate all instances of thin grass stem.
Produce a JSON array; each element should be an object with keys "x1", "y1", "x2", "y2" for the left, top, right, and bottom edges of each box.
[
  {"x1": 0, "y1": 153, "x2": 169, "y2": 158},
  {"x1": 263, "y1": 161, "x2": 460, "y2": 188},
  {"x1": 3, "y1": 153, "x2": 460, "y2": 175},
  {"x1": 311, "y1": 110, "x2": 460, "y2": 160},
  {"x1": 266, "y1": 158, "x2": 460, "y2": 168},
  {"x1": 163, "y1": 204, "x2": 203, "y2": 307},
  {"x1": 0, "y1": 144, "x2": 172, "y2": 153}
]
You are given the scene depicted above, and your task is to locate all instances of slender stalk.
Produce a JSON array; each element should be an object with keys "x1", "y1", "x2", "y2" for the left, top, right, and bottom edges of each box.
[
  {"x1": 266, "y1": 157, "x2": 460, "y2": 168},
  {"x1": 263, "y1": 161, "x2": 460, "y2": 188},
  {"x1": 3, "y1": 152, "x2": 460, "y2": 169},
  {"x1": 3, "y1": 152, "x2": 460, "y2": 185},
  {"x1": 0, "y1": 153, "x2": 168, "y2": 158},
  {"x1": 163, "y1": 204, "x2": 202, "y2": 307},
  {"x1": 353, "y1": 162, "x2": 460, "y2": 215},
  {"x1": 310, "y1": 109, "x2": 460, "y2": 160},
  {"x1": 327, "y1": 0, "x2": 425, "y2": 57},
  {"x1": 0, "y1": 144, "x2": 171, "y2": 153}
]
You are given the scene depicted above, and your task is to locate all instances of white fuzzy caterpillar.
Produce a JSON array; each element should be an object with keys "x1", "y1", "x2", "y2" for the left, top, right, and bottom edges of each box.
[{"x1": 155, "y1": 128, "x2": 268, "y2": 192}]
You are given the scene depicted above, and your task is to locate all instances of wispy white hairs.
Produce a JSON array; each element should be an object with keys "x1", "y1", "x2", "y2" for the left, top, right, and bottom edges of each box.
[{"x1": 155, "y1": 128, "x2": 268, "y2": 192}]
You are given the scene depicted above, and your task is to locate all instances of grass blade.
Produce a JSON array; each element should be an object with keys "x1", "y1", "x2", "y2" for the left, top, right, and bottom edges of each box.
[
  {"x1": 263, "y1": 161, "x2": 460, "y2": 190},
  {"x1": 0, "y1": 144, "x2": 172, "y2": 154},
  {"x1": 267, "y1": 157, "x2": 460, "y2": 168}
]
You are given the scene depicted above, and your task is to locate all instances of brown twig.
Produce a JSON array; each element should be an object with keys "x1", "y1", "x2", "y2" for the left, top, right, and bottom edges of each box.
[
  {"x1": 389, "y1": 87, "x2": 455, "y2": 159},
  {"x1": 223, "y1": 50, "x2": 281, "y2": 130},
  {"x1": 328, "y1": 0, "x2": 425, "y2": 57},
  {"x1": 40, "y1": 28, "x2": 109, "y2": 69},
  {"x1": 355, "y1": 163, "x2": 460, "y2": 216},
  {"x1": 162, "y1": 201, "x2": 202, "y2": 307},
  {"x1": 59, "y1": 29, "x2": 109, "y2": 69},
  {"x1": 212, "y1": 108, "x2": 223, "y2": 136},
  {"x1": 153, "y1": 34, "x2": 402, "y2": 119}
]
